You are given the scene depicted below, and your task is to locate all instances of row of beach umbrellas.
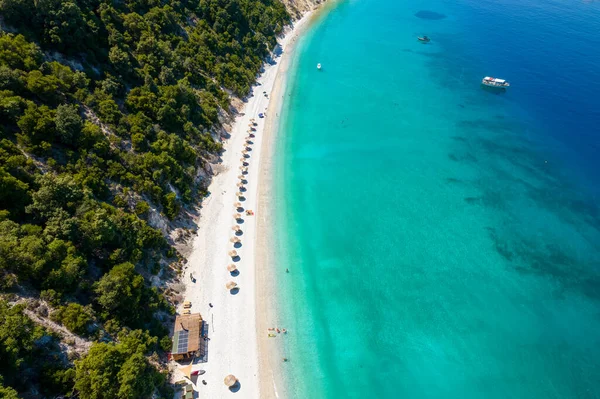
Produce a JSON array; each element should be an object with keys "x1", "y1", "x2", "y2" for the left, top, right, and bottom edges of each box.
[
  {"x1": 225, "y1": 117, "x2": 258, "y2": 291},
  {"x1": 219, "y1": 113, "x2": 264, "y2": 389}
]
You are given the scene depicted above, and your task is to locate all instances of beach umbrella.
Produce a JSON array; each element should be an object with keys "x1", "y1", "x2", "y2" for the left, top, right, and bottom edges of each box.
[
  {"x1": 224, "y1": 375, "x2": 238, "y2": 387},
  {"x1": 228, "y1": 250, "x2": 238, "y2": 258},
  {"x1": 230, "y1": 237, "x2": 241, "y2": 243},
  {"x1": 225, "y1": 282, "x2": 238, "y2": 290},
  {"x1": 224, "y1": 374, "x2": 237, "y2": 387},
  {"x1": 227, "y1": 264, "x2": 237, "y2": 272}
]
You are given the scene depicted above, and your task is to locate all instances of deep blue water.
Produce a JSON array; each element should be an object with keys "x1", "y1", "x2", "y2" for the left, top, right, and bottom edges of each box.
[{"x1": 272, "y1": 0, "x2": 600, "y2": 397}]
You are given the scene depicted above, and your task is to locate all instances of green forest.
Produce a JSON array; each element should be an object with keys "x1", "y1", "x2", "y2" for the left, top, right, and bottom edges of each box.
[{"x1": 0, "y1": 0, "x2": 289, "y2": 396}]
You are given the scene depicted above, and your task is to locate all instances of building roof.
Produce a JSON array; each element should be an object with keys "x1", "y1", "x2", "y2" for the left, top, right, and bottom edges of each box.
[{"x1": 172, "y1": 313, "x2": 203, "y2": 355}]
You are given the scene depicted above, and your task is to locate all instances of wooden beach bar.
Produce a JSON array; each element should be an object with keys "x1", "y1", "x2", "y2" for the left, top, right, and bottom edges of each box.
[{"x1": 171, "y1": 313, "x2": 203, "y2": 361}]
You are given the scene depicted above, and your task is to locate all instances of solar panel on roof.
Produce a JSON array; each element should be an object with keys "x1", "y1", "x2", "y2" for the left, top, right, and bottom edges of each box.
[{"x1": 176, "y1": 330, "x2": 189, "y2": 353}]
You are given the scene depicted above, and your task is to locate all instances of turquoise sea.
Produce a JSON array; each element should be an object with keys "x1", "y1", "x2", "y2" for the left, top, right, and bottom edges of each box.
[{"x1": 272, "y1": 0, "x2": 600, "y2": 397}]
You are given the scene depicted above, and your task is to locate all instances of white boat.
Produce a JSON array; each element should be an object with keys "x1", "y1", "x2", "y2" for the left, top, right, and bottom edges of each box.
[
  {"x1": 481, "y1": 76, "x2": 509, "y2": 88},
  {"x1": 317, "y1": 63, "x2": 322, "y2": 70}
]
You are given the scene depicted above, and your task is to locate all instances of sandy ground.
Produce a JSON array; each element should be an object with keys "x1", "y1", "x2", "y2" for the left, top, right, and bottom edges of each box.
[{"x1": 170, "y1": 12, "x2": 316, "y2": 399}]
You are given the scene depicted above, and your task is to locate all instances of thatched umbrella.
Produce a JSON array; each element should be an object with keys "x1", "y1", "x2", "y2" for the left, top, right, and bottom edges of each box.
[
  {"x1": 232, "y1": 225, "x2": 241, "y2": 232},
  {"x1": 233, "y1": 213, "x2": 242, "y2": 219},
  {"x1": 239, "y1": 166, "x2": 246, "y2": 171},
  {"x1": 234, "y1": 202, "x2": 242, "y2": 208},
  {"x1": 240, "y1": 157, "x2": 246, "y2": 162},
  {"x1": 225, "y1": 281, "x2": 238, "y2": 290},
  {"x1": 242, "y1": 149, "x2": 248, "y2": 154},
  {"x1": 236, "y1": 182, "x2": 244, "y2": 188},
  {"x1": 237, "y1": 175, "x2": 244, "y2": 180},
  {"x1": 228, "y1": 250, "x2": 238, "y2": 258},
  {"x1": 227, "y1": 264, "x2": 237, "y2": 272},
  {"x1": 230, "y1": 237, "x2": 241, "y2": 244},
  {"x1": 236, "y1": 192, "x2": 244, "y2": 198},
  {"x1": 224, "y1": 375, "x2": 238, "y2": 387}
]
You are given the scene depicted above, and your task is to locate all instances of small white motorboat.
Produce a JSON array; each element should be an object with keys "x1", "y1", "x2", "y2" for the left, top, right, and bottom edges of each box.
[
  {"x1": 481, "y1": 76, "x2": 510, "y2": 89},
  {"x1": 317, "y1": 63, "x2": 322, "y2": 70}
]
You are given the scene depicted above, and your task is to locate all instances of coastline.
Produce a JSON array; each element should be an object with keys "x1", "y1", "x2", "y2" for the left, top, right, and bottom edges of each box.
[
  {"x1": 256, "y1": 4, "x2": 338, "y2": 397},
  {"x1": 254, "y1": 13, "x2": 310, "y2": 399},
  {"x1": 172, "y1": 0, "x2": 600, "y2": 397},
  {"x1": 170, "y1": 9, "x2": 322, "y2": 399}
]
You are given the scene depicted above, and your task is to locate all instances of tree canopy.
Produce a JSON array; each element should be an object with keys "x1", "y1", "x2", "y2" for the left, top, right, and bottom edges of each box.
[{"x1": 0, "y1": 0, "x2": 290, "y2": 396}]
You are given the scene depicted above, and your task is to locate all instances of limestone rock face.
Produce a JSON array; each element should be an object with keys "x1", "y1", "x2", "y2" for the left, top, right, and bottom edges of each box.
[{"x1": 281, "y1": 0, "x2": 324, "y2": 20}]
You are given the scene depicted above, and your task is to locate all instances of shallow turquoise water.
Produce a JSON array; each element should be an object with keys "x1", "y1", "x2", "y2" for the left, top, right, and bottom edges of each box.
[{"x1": 272, "y1": 0, "x2": 600, "y2": 397}]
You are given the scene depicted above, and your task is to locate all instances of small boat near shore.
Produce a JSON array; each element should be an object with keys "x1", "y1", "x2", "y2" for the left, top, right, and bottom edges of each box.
[
  {"x1": 481, "y1": 76, "x2": 510, "y2": 89},
  {"x1": 317, "y1": 63, "x2": 322, "y2": 70},
  {"x1": 418, "y1": 35, "x2": 431, "y2": 43}
]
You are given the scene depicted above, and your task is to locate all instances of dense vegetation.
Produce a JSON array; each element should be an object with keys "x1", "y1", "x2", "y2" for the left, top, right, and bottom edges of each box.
[{"x1": 0, "y1": 0, "x2": 290, "y2": 396}]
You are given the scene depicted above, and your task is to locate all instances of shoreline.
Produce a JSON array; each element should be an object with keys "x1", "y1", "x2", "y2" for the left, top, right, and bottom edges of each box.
[
  {"x1": 256, "y1": 5, "x2": 336, "y2": 397},
  {"x1": 254, "y1": 14, "x2": 308, "y2": 399},
  {"x1": 170, "y1": 9, "x2": 321, "y2": 399}
]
